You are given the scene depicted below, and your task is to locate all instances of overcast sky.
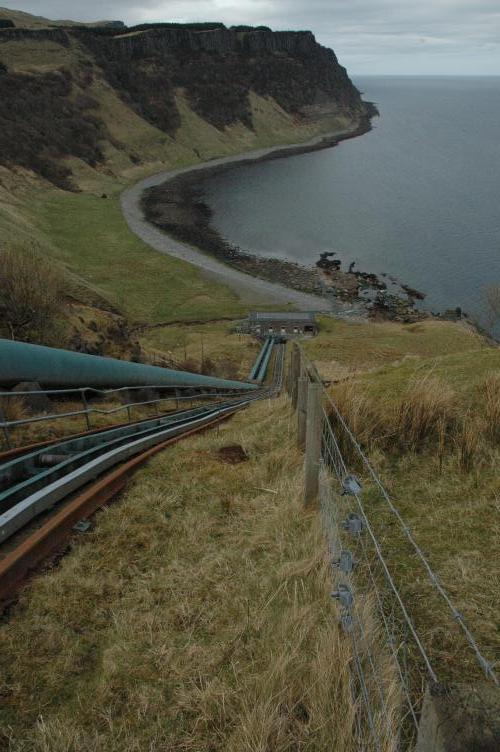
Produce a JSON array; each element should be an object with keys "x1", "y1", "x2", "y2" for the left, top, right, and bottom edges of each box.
[{"x1": 2, "y1": 0, "x2": 500, "y2": 75}]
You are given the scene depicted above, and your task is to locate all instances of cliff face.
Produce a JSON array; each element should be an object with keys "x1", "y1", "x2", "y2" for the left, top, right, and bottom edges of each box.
[
  {"x1": 0, "y1": 22, "x2": 372, "y2": 188},
  {"x1": 79, "y1": 26, "x2": 366, "y2": 131}
]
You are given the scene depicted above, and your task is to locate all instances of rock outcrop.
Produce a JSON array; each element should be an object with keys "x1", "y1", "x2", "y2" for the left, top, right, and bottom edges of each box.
[{"x1": 0, "y1": 21, "x2": 374, "y2": 187}]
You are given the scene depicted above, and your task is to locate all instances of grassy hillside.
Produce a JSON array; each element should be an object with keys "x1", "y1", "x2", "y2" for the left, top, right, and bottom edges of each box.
[
  {"x1": 0, "y1": 23, "x2": 358, "y2": 332},
  {"x1": 36, "y1": 191, "x2": 248, "y2": 323},
  {"x1": 0, "y1": 398, "x2": 387, "y2": 751},
  {"x1": 2, "y1": 318, "x2": 498, "y2": 746},
  {"x1": 306, "y1": 317, "x2": 500, "y2": 682},
  {"x1": 0, "y1": 7, "x2": 121, "y2": 28},
  {"x1": 2, "y1": 9, "x2": 498, "y2": 744}
]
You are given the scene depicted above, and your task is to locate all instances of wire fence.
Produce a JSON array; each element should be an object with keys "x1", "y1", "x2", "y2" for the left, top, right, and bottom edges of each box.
[
  {"x1": 0, "y1": 384, "x2": 255, "y2": 450},
  {"x1": 0, "y1": 340, "x2": 287, "y2": 453},
  {"x1": 294, "y1": 344, "x2": 498, "y2": 750}
]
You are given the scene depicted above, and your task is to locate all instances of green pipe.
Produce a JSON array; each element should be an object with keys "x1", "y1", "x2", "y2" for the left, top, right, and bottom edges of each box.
[
  {"x1": 0, "y1": 339, "x2": 256, "y2": 391},
  {"x1": 248, "y1": 337, "x2": 272, "y2": 381}
]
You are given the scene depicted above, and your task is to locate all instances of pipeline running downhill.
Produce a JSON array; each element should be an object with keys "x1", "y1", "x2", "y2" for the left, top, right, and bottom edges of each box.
[{"x1": 0, "y1": 340, "x2": 285, "y2": 605}]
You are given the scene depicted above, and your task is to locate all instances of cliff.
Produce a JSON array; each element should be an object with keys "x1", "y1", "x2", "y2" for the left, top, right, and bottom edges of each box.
[
  {"x1": 0, "y1": 20, "x2": 372, "y2": 189},
  {"x1": 86, "y1": 26, "x2": 365, "y2": 128}
]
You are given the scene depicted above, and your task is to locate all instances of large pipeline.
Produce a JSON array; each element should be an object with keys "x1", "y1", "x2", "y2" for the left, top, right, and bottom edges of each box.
[{"x1": 0, "y1": 339, "x2": 257, "y2": 391}]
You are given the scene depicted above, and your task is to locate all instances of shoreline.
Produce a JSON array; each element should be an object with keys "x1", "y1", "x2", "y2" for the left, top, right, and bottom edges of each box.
[{"x1": 120, "y1": 117, "x2": 375, "y2": 316}]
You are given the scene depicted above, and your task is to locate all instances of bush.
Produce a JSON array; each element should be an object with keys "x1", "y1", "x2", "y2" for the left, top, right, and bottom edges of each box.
[
  {"x1": 0, "y1": 67, "x2": 107, "y2": 189},
  {"x1": 0, "y1": 243, "x2": 64, "y2": 344},
  {"x1": 0, "y1": 395, "x2": 26, "y2": 425}
]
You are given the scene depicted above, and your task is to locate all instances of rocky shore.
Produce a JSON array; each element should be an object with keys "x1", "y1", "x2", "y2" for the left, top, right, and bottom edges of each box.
[{"x1": 142, "y1": 168, "x2": 429, "y2": 324}]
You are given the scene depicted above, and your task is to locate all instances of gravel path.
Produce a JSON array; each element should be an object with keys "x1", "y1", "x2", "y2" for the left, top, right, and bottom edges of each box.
[{"x1": 120, "y1": 128, "x2": 363, "y2": 313}]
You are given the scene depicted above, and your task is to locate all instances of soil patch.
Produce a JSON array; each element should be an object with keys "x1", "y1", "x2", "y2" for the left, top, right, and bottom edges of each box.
[{"x1": 216, "y1": 444, "x2": 249, "y2": 464}]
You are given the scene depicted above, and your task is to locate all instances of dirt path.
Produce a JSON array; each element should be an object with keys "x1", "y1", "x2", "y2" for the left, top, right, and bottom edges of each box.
[{"x1": 120, "y1": 128, "x2": 368, "y2": 314}]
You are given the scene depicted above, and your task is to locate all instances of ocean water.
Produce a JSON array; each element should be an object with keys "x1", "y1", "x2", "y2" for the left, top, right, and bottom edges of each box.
[{"x1": 199, "y1": 76, "x2": 500, "y2": 327}]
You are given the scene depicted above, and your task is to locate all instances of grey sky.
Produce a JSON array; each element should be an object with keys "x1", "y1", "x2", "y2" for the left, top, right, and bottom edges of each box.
[{"x1": 2, "y1": 0, "x2": 500, "y2": 75}]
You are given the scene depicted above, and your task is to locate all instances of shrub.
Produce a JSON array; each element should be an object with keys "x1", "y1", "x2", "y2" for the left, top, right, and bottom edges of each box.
[
  {"x1": 200, "y1": 356, "x2": 217, "y2": 376},
  {"x1": 0, "y1": 395, "x2": 26, "y2": 424},
  {"x1": 0, "y1": 243, "x2": 64, "y2": 344},
  {"x1": 178, "y1": 358, "x2": 200, "y2": 374},
  {"x1": 217, "y1": 356, "x2": 240, "y2": 380},
  {"x1": 0, "y1": 67, "x2": 107, "y2": 189}
]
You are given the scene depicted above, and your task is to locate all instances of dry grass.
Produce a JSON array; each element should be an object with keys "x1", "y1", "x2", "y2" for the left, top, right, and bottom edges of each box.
[
  {"x1": 480, "y1": 372, "x2": 500, "y2": 442},
  {"x1": 324, "y1": 362, "x2": 500, "y2": 684},
  {"x1": 0, "y1": 397, "x2": 397, "y2": 751},
  {"x1": 0, "y1": 396, "x2": 27, "y2": 426},
  {"x1": 139, "y1": 322, "x2": 260, "y2": 381},
  {"x1": 327, "y1": 372, "x2": 500, "y2": 464},
  {"x1": 0, "y1": 394, "x2": 219, "y2": 451},
  {"x1": 304, "y1": 317, "x2": 487, "y2": 374},
  {"x1": 393, "y1": 375, "x2": 456, "y2": 451}
]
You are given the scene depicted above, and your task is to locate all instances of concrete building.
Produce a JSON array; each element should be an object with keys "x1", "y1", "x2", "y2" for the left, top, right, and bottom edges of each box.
[{"x1": 248, "y1": 312, "x2": 317, "y2": 338}]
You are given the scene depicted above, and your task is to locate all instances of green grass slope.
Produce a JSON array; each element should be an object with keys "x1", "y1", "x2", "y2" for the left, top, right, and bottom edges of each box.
[
  {"x1": 0, "y1": 23, "x2": 355, "y2": 327},
  {"x1": 0, "y1": 398, "x2": 378, "y2": 751},
  {"x1": 305, "y1": 317, "x2": 500, "y2": 683},
  {"x1": 36, "y1": 192, "x2": 247, "y2": 323}
]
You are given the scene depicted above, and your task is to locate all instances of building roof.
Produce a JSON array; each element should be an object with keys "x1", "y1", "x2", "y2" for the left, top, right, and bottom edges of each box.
[{"x1": 249, "y1": 312, "x2": 316, "y2": 322}]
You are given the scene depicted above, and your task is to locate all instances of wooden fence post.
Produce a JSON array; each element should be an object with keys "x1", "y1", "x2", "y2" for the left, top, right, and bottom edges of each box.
[
  {"x1": 291, "y1": 346, "x2": 301, "y2": 409},
  {"x1": 297, "y1": 377, "x2": 308, "y2": 448},
  {"x1": 286, "y1": 347, "x2": 293, "y2": 397},
  {"x1": 0, "y1": 408, "x2": 11, "y2": 450},
  {"x1": 304, "y1": 382, "x2": 323, "y2": 508},
  {"x1": 416, "y1": 682, "x2": 500, "y2": 752}
]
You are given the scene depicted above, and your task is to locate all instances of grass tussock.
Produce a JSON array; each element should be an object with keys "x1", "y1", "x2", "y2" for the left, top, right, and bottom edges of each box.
[
  {"x1": 480, "y1": 372, "x2": 500, "y2": 442},
  {"x1": 328, "y1": 371, "x2": 500, "y2": 469},
  {"x1": 0, "y1": 396, "x2": 27, "y2": 425},
  {"x1": 393, "y1": 375, "x2": 456, "y2": 451},
  {"x1": 0, "y1": 398, "x2": 396, "y2": 751},
  {"x1": 304, "y1": 317, "x2": 488, "y2": 373},
  {"x1": 325, "y1": 381, "x2": 382, "y2": 471},
  {"x1": 325, "y1": 363, "x2": 500, "y2": 682}
]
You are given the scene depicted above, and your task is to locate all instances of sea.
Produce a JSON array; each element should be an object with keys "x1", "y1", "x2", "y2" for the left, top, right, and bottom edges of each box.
[{"x1": 198, "y1": 76, "x2": 500, "y2": 330}]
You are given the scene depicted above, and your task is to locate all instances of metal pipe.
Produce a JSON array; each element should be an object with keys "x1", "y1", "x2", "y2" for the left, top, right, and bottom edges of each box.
[
  {"x1": 249, "y1": 337, "x2": 273, "y2": 382},
  {"x1": 0, "y1": 339, "x2": 257, "y2": 391}
]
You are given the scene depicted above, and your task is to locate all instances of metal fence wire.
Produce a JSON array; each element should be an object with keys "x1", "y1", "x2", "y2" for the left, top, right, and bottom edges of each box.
[
  {"x1": 0, "y1": 385, "x2": 258, "y2": 450},
  {"x1": 295, "y1": 344, "x2": 498, "y2": 751}
]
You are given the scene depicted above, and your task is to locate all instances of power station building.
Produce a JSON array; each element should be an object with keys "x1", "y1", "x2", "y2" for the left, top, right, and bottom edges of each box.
[{"x1": 248, "y1": 312, "x2": 317, "y2": 338}]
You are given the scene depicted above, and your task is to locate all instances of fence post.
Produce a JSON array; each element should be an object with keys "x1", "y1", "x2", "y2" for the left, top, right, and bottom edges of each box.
[
  {"x1": 304, "y1": 382, "x2": 323, "y2": 508},
  {"x1": 0, "y1": 408, "x2": 12, "y2": 450},
  {"x1": 291, "y1": 346, "x2": 301, "y2": 409},
  {"x1": 297, "y1": 376, "x2": 308, "y2": 449},
  {"x1": 80, "y1": 389, "x2": 91, "y2": 431},
  {"x1": 286, "y1": 349, "x2": 292, "y2": 396},
  {"x1": 416, "y1": 682, "x2": 500, "y2": 752}
]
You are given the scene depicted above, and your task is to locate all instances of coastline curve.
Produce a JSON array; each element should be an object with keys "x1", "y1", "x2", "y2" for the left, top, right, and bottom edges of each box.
[{"x1": 120, "y1": 124, "x2": 371, "y2": 313}]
